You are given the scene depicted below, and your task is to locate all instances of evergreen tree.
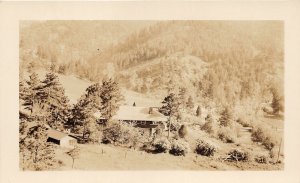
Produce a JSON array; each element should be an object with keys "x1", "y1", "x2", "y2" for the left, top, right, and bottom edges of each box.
[
  {"x1": 186, "y1": 96, "x2": 194, "y2": 109},
  {"x1": 201, "y1": 113, "x2": 215, "y2": 134},
  {"x1": 178, "y1": 124, "x2": 188, "y2": 138},
  {"x1": 219, "y1": 106, "x2": 233, "y2": 127},
  {"x1": 19, "y1": 109, "x2": 58, "y2": 170},
  {"x1": 196, "y1": 105, "x2": 201, "y2": 117},
  {"x1": 159, "y1": 93, "x2": 180, "y2": 138},
  {"x1": 19, "y1": 110, "x2": 30, "y2": 170},
  {"x1": 270, "y1": 87, "x2": 283, "y2": 115},
  {"x1": 24, "y1": 122, "x2": 56, "y2": 170},
  {"x1": 39, "y1": 72, "x2": 70, "y2": 129},
  {"x1": 70, "y1": 83, "x2": 102, "y2": 141},
  {"x1": 84, "y1": 118, "x2": 102, "y2": 143},
  {"x1": 178, "y1": 87, "x2": 187, "y2": 106},
  {"x1": 85, "y1": 82, "x2": 102, "y2": 110},
  {"x1": 19, "y1": 80, "x2": 29, "y2": 104},
  {"x1": 23, "y1": 72, "x2": 43, "y2": 115},
  {"x1": 99, "y1": 78, "x2": 124, "y2": 121}
]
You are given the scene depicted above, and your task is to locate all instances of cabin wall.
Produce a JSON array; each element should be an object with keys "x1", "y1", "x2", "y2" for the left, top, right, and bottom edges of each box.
[{"x1": 60, "y1": 136, "x2": 77, "y2": 148}]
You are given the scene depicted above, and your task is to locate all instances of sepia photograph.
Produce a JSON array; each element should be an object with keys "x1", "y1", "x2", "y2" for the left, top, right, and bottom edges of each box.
[{"x1": 18, "y1": 20, "x2": 284, "y2": 171}]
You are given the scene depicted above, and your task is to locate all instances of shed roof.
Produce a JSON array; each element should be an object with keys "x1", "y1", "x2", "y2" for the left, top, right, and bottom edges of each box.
[
  {"x1": 94, "y1": 106, "x2": 167, "y2": 122},
  {"x1": 47, "y1": 128, "x2": 70, "y2": 140}
]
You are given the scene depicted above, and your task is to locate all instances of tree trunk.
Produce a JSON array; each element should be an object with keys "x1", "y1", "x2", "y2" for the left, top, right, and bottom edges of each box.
[
  {"x1": 167, "y1": 117, "x2": 171, "y2": 139},
  {"x1": 276, "y1": 138, "x2": 282, "y2": 163},
  {"x1": 72, "y1": 158, "x2": 74, "y2": 169}
]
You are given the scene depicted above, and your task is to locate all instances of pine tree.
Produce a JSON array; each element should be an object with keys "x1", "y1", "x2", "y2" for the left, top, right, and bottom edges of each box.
[
  {"x1": 201, "y1": 113, "x2": 215, "y2": 134},
  {"x1": 19, "y1": 110, "x2": 30, "y2": 170},
  {"x1": 19, "y1": 80, "x2": 29, "y2": 104},
  {"x1": 99, "y1": 78, "x2": 124, "y2": 121},
  {"x1": 219, "y1": 106, "x2": 233, "y2": 127},
  {"x1": 196, "y1": 105, "x2": 201, "y2": 117},
  {"x1": 270, "y1": 87, "x2": 282, "y2": 115},
  {"x1": 19, "y1": 110, "x2": 57, "y2": 171},
  {"x1": 23, "y1": 72, "x2": 43, "y2": 115},
  {"x1": 85, "y1": 83, "x2": 102, "y2": 109},
  {"x1": 39, "y1": 72, "x2": 70, "y2": 129},
  {"x1": 186, "y1": 96, "x2": 194, "y2": 109},
  {"x1": 178, "y1": 124, "x2": 188, "y2": 138},
  {"x1": 20, "y1": 73, "x2": 58, "y2": 170},
  {"x1": 84, "y1": 118, "x2": 102, "y2": 143},
  {"x1": 70, "y1": 83, "x2": 102, "y2": 141},
  {"x1": 159, "y1": 93, "x2": 180, "y2": 138},
  {"x1": 178, "y1": 87, "x2": 187, "y2": 106},
  {"x1": 24, "y1": 122, "x2": 56, "y2": 170}
]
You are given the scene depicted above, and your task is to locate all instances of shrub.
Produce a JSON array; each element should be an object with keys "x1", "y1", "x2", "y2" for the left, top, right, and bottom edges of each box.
[
  {"x1": 201, "y1": 114, "x2": 217, "y2": 135},
  {"x1": 102, "y1": 121, "x2": 141, "y2": 147},
  {"x1": 195, "y1": 140, "x2": 216, "y2": 157},
  {"x1": 169, "y1": 139, "x2": 190, "y2": 156},
  {"x1": 251, "y1": 126, "x2": 277, "y2": 150},
  {"x1": 219, "y1": 107, "x2": 234, "y2": 127},
  {"x1": 251, "y1": 126, "x2": 265, "y2": 142},
  {"x1": 218, "y1": 127, "x2": 236, "y2": 143},
  {"x1": 169, "y1": 121, "x2": 181, "y2": 132},
  {"x1": 58, "y1": 160, "x2": 64, "y2": 165},
  {"x1": 255, "y1": 155, "x2": 268, "y2": 164},
  {"x1": 236, "y1": 116, "x2": 252, "y2": 127},
  {"x1": 201, "y1": 121, "x2": 214, "y2": 134},
  {"x1": 152, "y1": 137, "x2": 171, "y2": 153},
  {"x1": 225, "y1": 149, "x2": 250, "y2": 162},
  {"x1": 178, "y1": 125, "x2": 188, "y2": 138},
  {"x1": 262, "y1": 136, "x2": 276, "y2": 151}
]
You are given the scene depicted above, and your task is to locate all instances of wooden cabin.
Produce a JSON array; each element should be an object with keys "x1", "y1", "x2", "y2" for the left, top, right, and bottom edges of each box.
[{"x1": 95, "y1": 106, "x2": 168, "y2": 135}]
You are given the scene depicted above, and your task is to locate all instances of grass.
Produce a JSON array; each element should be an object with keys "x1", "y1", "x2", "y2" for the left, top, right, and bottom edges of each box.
[{"x1": 54, "y1": 143, "x2": 283, "y2": 170}]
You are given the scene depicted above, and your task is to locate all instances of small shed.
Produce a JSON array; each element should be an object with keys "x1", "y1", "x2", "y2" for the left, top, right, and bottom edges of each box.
[{"x1": 47, "y1": 129, "x2": 77, "y2": 148}]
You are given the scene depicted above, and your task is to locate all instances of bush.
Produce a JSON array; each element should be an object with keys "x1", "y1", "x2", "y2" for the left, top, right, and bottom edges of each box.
[
  {"x1": 102, "y1": 121, "x2": 142, "y2": 148},
  {"x1": 225, "y1": 149, "x2": 250, "y2": 162},
  {"x1": 169, "y1": 139, "x2": 190, "y2": 156},
  {"x1": 195, "y1": 140, "x2": 216, "y2": 157},
  {"x1": 236, "y1": 116, "x2": 252, "y2": 127},
  {"x1": 255, "y1": 155, "x2": 268, "y2": 164},
  {"x1": 152, "y1": 137, "x2": 171, "y2": 153},
  {"x1": 251, "y1": 126, "x2": 265, "y2": 142},
  {"x1": 218, "y1": 127, "x2": 236, "y2": 143},
  {"x1": 201, "y1": 121, "x2": 214, "y2": 134},
  {"x1": 219, "y1": 107, "x2": 234, "y2": 127},
  {"x1": 201, "y1": 114, "x2": 218, "y2": 135},
  {"x1": 262, "y1": 136, "x2": 276, "y2": 151},
  {"x1": 178, "y1": 125, "x2": 188, "y2": 138},
  {"x1": 251, "y1": 126, "x2": 277, "y2": 150}
]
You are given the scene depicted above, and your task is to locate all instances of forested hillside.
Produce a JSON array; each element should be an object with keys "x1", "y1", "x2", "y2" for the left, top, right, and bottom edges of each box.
[
  {"x1": 97, "y1": 21, "x2": 284, "y2": 114},
  {"x1": 20, "y1": 20, "x2": 284, "y2": 116},
  {"x1": 19, "y1": 20, "x2": 154, "y2": 79}
]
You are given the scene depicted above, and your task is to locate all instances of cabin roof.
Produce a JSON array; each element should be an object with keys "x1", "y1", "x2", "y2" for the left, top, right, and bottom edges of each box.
[{"x1": 94, "y1": 105, "x2": 167, "y2": 122}]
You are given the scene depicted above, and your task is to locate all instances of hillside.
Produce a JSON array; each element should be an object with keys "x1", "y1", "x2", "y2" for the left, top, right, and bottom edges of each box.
[
  {"x1": 117, "y1": 53, "x2": 209, "y2": 98},
  {"x1": 19, "y1": 20, "x2": 156, "y2": 80},
  {"x1": 85, "y1": 21, "x2": 284, "y2": 107},
  {"x1": 23, "y1": 69, "x2": 162, "y2": 106}
]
